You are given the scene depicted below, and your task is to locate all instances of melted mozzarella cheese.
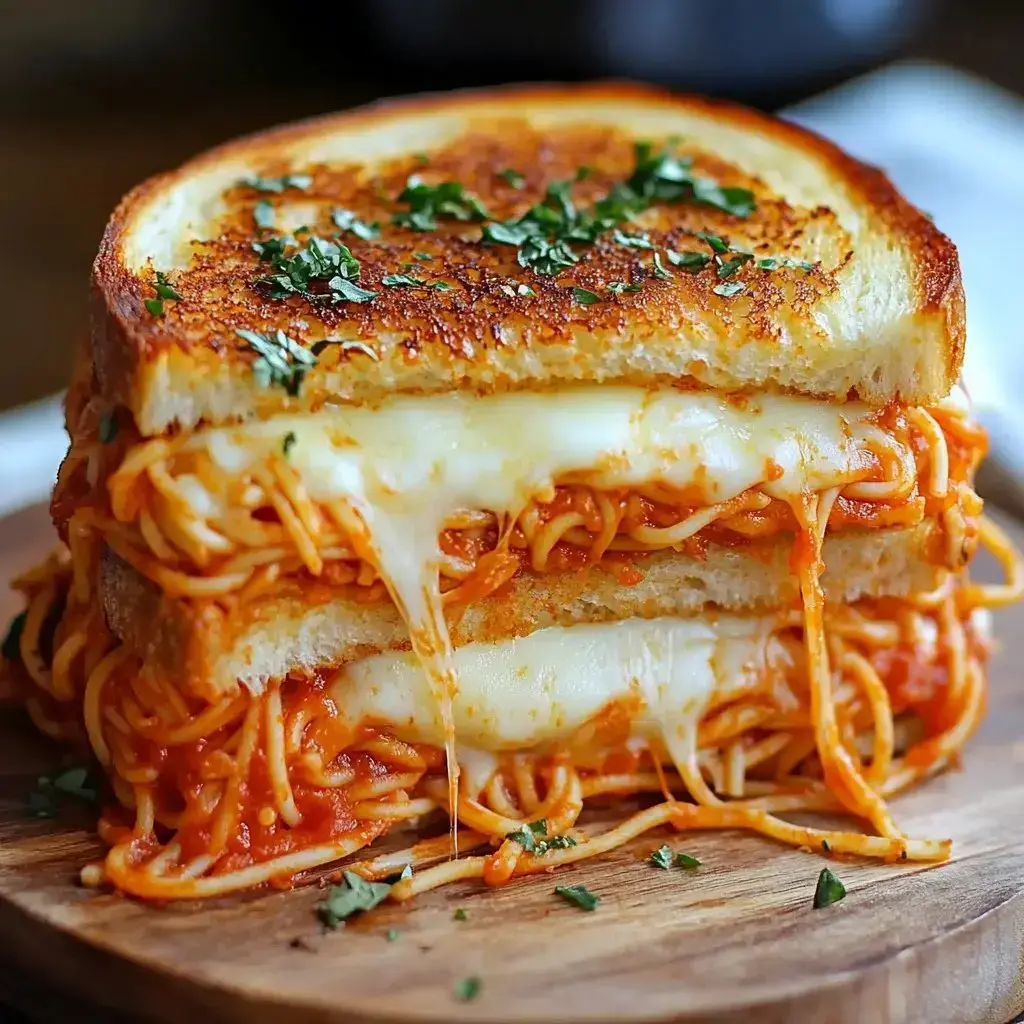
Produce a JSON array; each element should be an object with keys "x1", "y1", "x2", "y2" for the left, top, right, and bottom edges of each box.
[
  {"x1": 330, "y1": 615, "x2": 778, "y2": 790},
  {"x1": 206, "y1": 385, "x2": 879, "y2": 512},
  {"x1": 196, "y1": 384, "x2": 915, "y2": 813}
]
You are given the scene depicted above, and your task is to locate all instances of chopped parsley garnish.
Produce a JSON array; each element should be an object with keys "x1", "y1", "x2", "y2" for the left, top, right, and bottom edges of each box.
[
  {"x1": 666, "y1": 249, "x2": 710, "y2": 273},
  {"x1": 555, "y1": 884, "x2": 599, "y2": 912},
  {"x1": 253, "y1": 200, "x2": 275, "y2": 230},
  {"x1": 309, "y1": 338, "x2": 379, "y2": 361},
  {"x1": 713, "y1": 281, "x2": 745, "y2": 298},
  {"x1": 381, "y1": 273, "x2": 428, "y2": 287},
  {"x1": 499, "y1": 168, "x2": 526, "y2": 189},
  {"x1": 572, "y1": 286, "x2": 601, "y2": 305},
  {"x1": 505, "y1": 819, "x2": 548, "y2": 853},
  {"x1": 611, "y1": 228, "x2": 654, "y2": 249},
  {"x1": 504, "y1": 819, "x2": 577, "y2": 856},
  {"x1": 239, "y1": 172, "x2": 312, "y2": 194},
  {"x1": 2, "y1": 611, "x2": 26, "y2": 661},
  {"x1": 98, "y1": 411, "x2": 119, "y2": 444},
  {"x1": 650, "y1": 845, "x2": 673, "y2": 869},
  {"x1": 651, "y1": 253, "x2": 673, "y2": 279},
  {"x1": 650, "y1": 846, "x2": 701, "y2": 870},
  {"x1": 392, "y1": 176, "x2": 489, "y2": 230},
  {"x1": 452, "y1": 908, "x2": 468, "y2": 921},
  {"x1": 385, "y1": 928, "x2": 400, "y2": 942},
  {"x1": 281, "y1": 431, "x2": 297, "y2": 458},
  {"x1": 27, "y1": 765, "x2": 99, "y2": 819},
  {"x1": 715, "y1": 252, "x2": 754, "y2": 279},
  {"x1": 607, "y1": 281, "x2": 643, "y2": 295},
  {"x1": 517, "y1": 283, "x2": 535, "y2": 296},
  {"x1": 628, "y1": 142, "x2": 755, "y2": 217},
  {"x1": 755, "y1": 255, "x2": 815, "y2": 271},
  {"x1": 318, "y1": 870, "x2": 393, "y2": 928},
  {"x1": 254, "y1": 235, "x2": 377, "y2": 304},
  {"x1": 331, "y1": 208, "x2": 380, "y2": 241},
  {"x1": 813, "y1": 867, "x2": 847, "y2": 909},
  {"x1": 144, "y1": 270, "x2": 182, "y2": 317},
  {"x1": 575, "y1": 165, "x2": 592, "y2": 181},
  {"x1": 696, "y1": 231, "x2": 729, "y2": 254},
  {"x1": 412, "y1": 251, "x2": 433, "y2": 261},
  {"x1": 821, "y1": 839, "x2": 832, "y2": 854},
  {"x1": 236, "y1": 328, "x2": 317, "y2": 396},
  {"x1": 455, "y1": 976, "x2": 482, "y2": 1002}
]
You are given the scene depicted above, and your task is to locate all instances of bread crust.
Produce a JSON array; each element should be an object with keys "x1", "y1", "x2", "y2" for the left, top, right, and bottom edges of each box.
[
  {"x1": 91, "y1": 83, "x2": 963, "y2": 434},
  {"x1": 100, "y1": 523, "x2": 943, "y2": 701}
]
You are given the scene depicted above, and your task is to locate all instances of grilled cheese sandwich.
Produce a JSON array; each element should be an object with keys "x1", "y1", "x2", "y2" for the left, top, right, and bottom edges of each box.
[{"x1": 3, "y1": 82, "x2": 1018, "y2": 907}]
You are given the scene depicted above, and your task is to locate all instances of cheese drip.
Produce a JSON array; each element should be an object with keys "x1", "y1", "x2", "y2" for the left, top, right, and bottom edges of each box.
[
  {"x1": 330, "y1": 615, "x2": 778, "y2": 793},
  {"x1": 200, "y1": 384, "x2": 905, "y2": 855}
]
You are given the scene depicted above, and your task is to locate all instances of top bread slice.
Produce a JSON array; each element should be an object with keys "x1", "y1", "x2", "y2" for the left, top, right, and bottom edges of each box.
[{"x1": 92, "y1": 82, "x2": 964, "y2": 436}]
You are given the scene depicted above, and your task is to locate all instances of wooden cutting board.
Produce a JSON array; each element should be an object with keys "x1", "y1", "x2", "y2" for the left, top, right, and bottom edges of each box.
[{"x1": 1, "y1": 502, "x2": 1023, "y2": 1024}]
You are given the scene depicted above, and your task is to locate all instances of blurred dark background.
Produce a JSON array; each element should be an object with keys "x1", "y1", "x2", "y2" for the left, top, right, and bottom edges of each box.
[{"x1": 0, "y1": 0, "x2": 1020, "y2": 414}]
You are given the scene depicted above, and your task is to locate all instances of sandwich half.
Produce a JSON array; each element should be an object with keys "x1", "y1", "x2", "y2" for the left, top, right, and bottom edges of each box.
[{"x1": 4, "y1": 83, "x2": 1021, "y2": 904}]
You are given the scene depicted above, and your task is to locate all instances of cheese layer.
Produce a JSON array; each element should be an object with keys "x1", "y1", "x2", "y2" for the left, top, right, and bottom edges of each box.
[
  {"x1": 204, "y1": 385, "x2": 883, "y2": 517},
  {"x1": 329, "y1": 615, "x2": 779, "y2": 787}
]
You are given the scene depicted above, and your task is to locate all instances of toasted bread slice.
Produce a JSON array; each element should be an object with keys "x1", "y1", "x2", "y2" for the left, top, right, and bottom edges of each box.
[
  {"x1": 100, "y1": 523, "x2": 943, "y2": 700},
  {"x1": 92, "y1": 83, "x2": 962, "y2": 436}
]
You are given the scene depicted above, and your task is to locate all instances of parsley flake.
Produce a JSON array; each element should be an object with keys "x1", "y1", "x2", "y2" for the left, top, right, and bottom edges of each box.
[
  {"x1": 318, "y1": 870, "x2": 393, "y2": 928},
  {"x1": 821, "y1": 839, "x2": 832, "y2": 854},
  {"x1": 676, "y1": 852, "x2": 701, "y2": 869},
  {"x1": 611, "y1": 228, "x2": 654, "y2": 249},
  {"x1": 392, "y1": 176, "x2": 489, "y2": 231},
  {"x1": 236, "y1": 328, "x2": 316, "y2": 396},
  {"x1": 607, "y1": 281, "x2": 643, "y2": 295},
  {"x1": 651, "y1": 253, "x2": 673, "y2": 279},
  {"x1": 499, "y1": 168, "x2": 526, "y2": 189},
  {"x1": 27, "y1": 765, "x2": 99, "y2": 819},
  {"x1": 455, "y1": 976, "x2": 482, "y2": 1002},
  {"x1": 713, "y1": 281, "x2": 745, "y2": 298},
  {"x1": 813, "y1": 867, "x2": 847, "y2": 909},
  {"x1": 755, "y1": 255, "x2": 815, "y2": 272},
  {"x1": 572, "y1": 286, "x2": 601, "y2": 306},
  {"x1": 254, "y1": 235, "x2": 377, "y2": 305},
  {"x1": 650, "y1": 845, "x2": 673, "y2": 869},
  {"x1": 716, "y1": 252, "x2": 754, "y2": 279},
  {"x1": 2, "y1": 611, "x2": 26, "y2": 661},
  {"x1": 239, "y1": 173, "x2": 312, "y2": 194},
  {"x1": 555, "y1": 884, "x2": 600, "y2": 912},
  {"x1": 666, "y1": 249, "x2": 710, "y2": 273},
  {"x1": 412, "y1": 251, "x2": 433, "y2": 261},
  {"x1": 628, "y1": 141, "x2": 755, "y2": 217},
  {"x1": 309, "y1": 338, "x2": 379, "y2": 361},
  {"x1": 98, "y1": 412, "x2": 119, "y2": 444},
  {"x1": 385, "y1": 928, "x2": 400, "y2": 942},
  {"x1": 144, "y1": 270, "x2": 182, "y2": 317},
  {"x1": 282, "y1": 431, "x2": 297, "y2": 458},
  {"x1": 381, "y1": 273, "x2": 427, "y2": 287},
  {"x1": 452, "y1": 908, "x2": 468, "y2": 921},
  {"x1": 331, "y1": 208, "x2": 380, "y2": 241}
]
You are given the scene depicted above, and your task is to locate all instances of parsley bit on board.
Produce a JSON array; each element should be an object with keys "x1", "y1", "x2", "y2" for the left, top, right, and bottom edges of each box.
[
  {"x1": 555, "y1": 884, "x2": 600, "y2": 912},
  {"x1": 455, "y1": 976, "x2": 482, "y2": 1002},
  {"x1": 317, "y1": 870, "x2": 393, "y2": 929},
  {"x1": 813, "y1": 867, "x2": 847, "y2": 909}
]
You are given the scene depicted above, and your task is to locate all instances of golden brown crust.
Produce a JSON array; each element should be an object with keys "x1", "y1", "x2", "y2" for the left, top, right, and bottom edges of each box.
[{"x1": 90, "y1": 82, "x2": 963, "y2": 432}]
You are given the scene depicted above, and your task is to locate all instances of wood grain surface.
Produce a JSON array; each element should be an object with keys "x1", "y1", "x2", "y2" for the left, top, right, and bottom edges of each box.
[{"x1": 1, "y1": 503, "x2": 1023, "y2": 1024}]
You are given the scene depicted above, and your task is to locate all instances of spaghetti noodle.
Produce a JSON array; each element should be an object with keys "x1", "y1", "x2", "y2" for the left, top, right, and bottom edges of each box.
[
  {"x1": 49, "y1": 389, "x2": 984, "y2": 613},
  {"x1": 3, "y1": 506, "x2": 1020, "y2": 902}
]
